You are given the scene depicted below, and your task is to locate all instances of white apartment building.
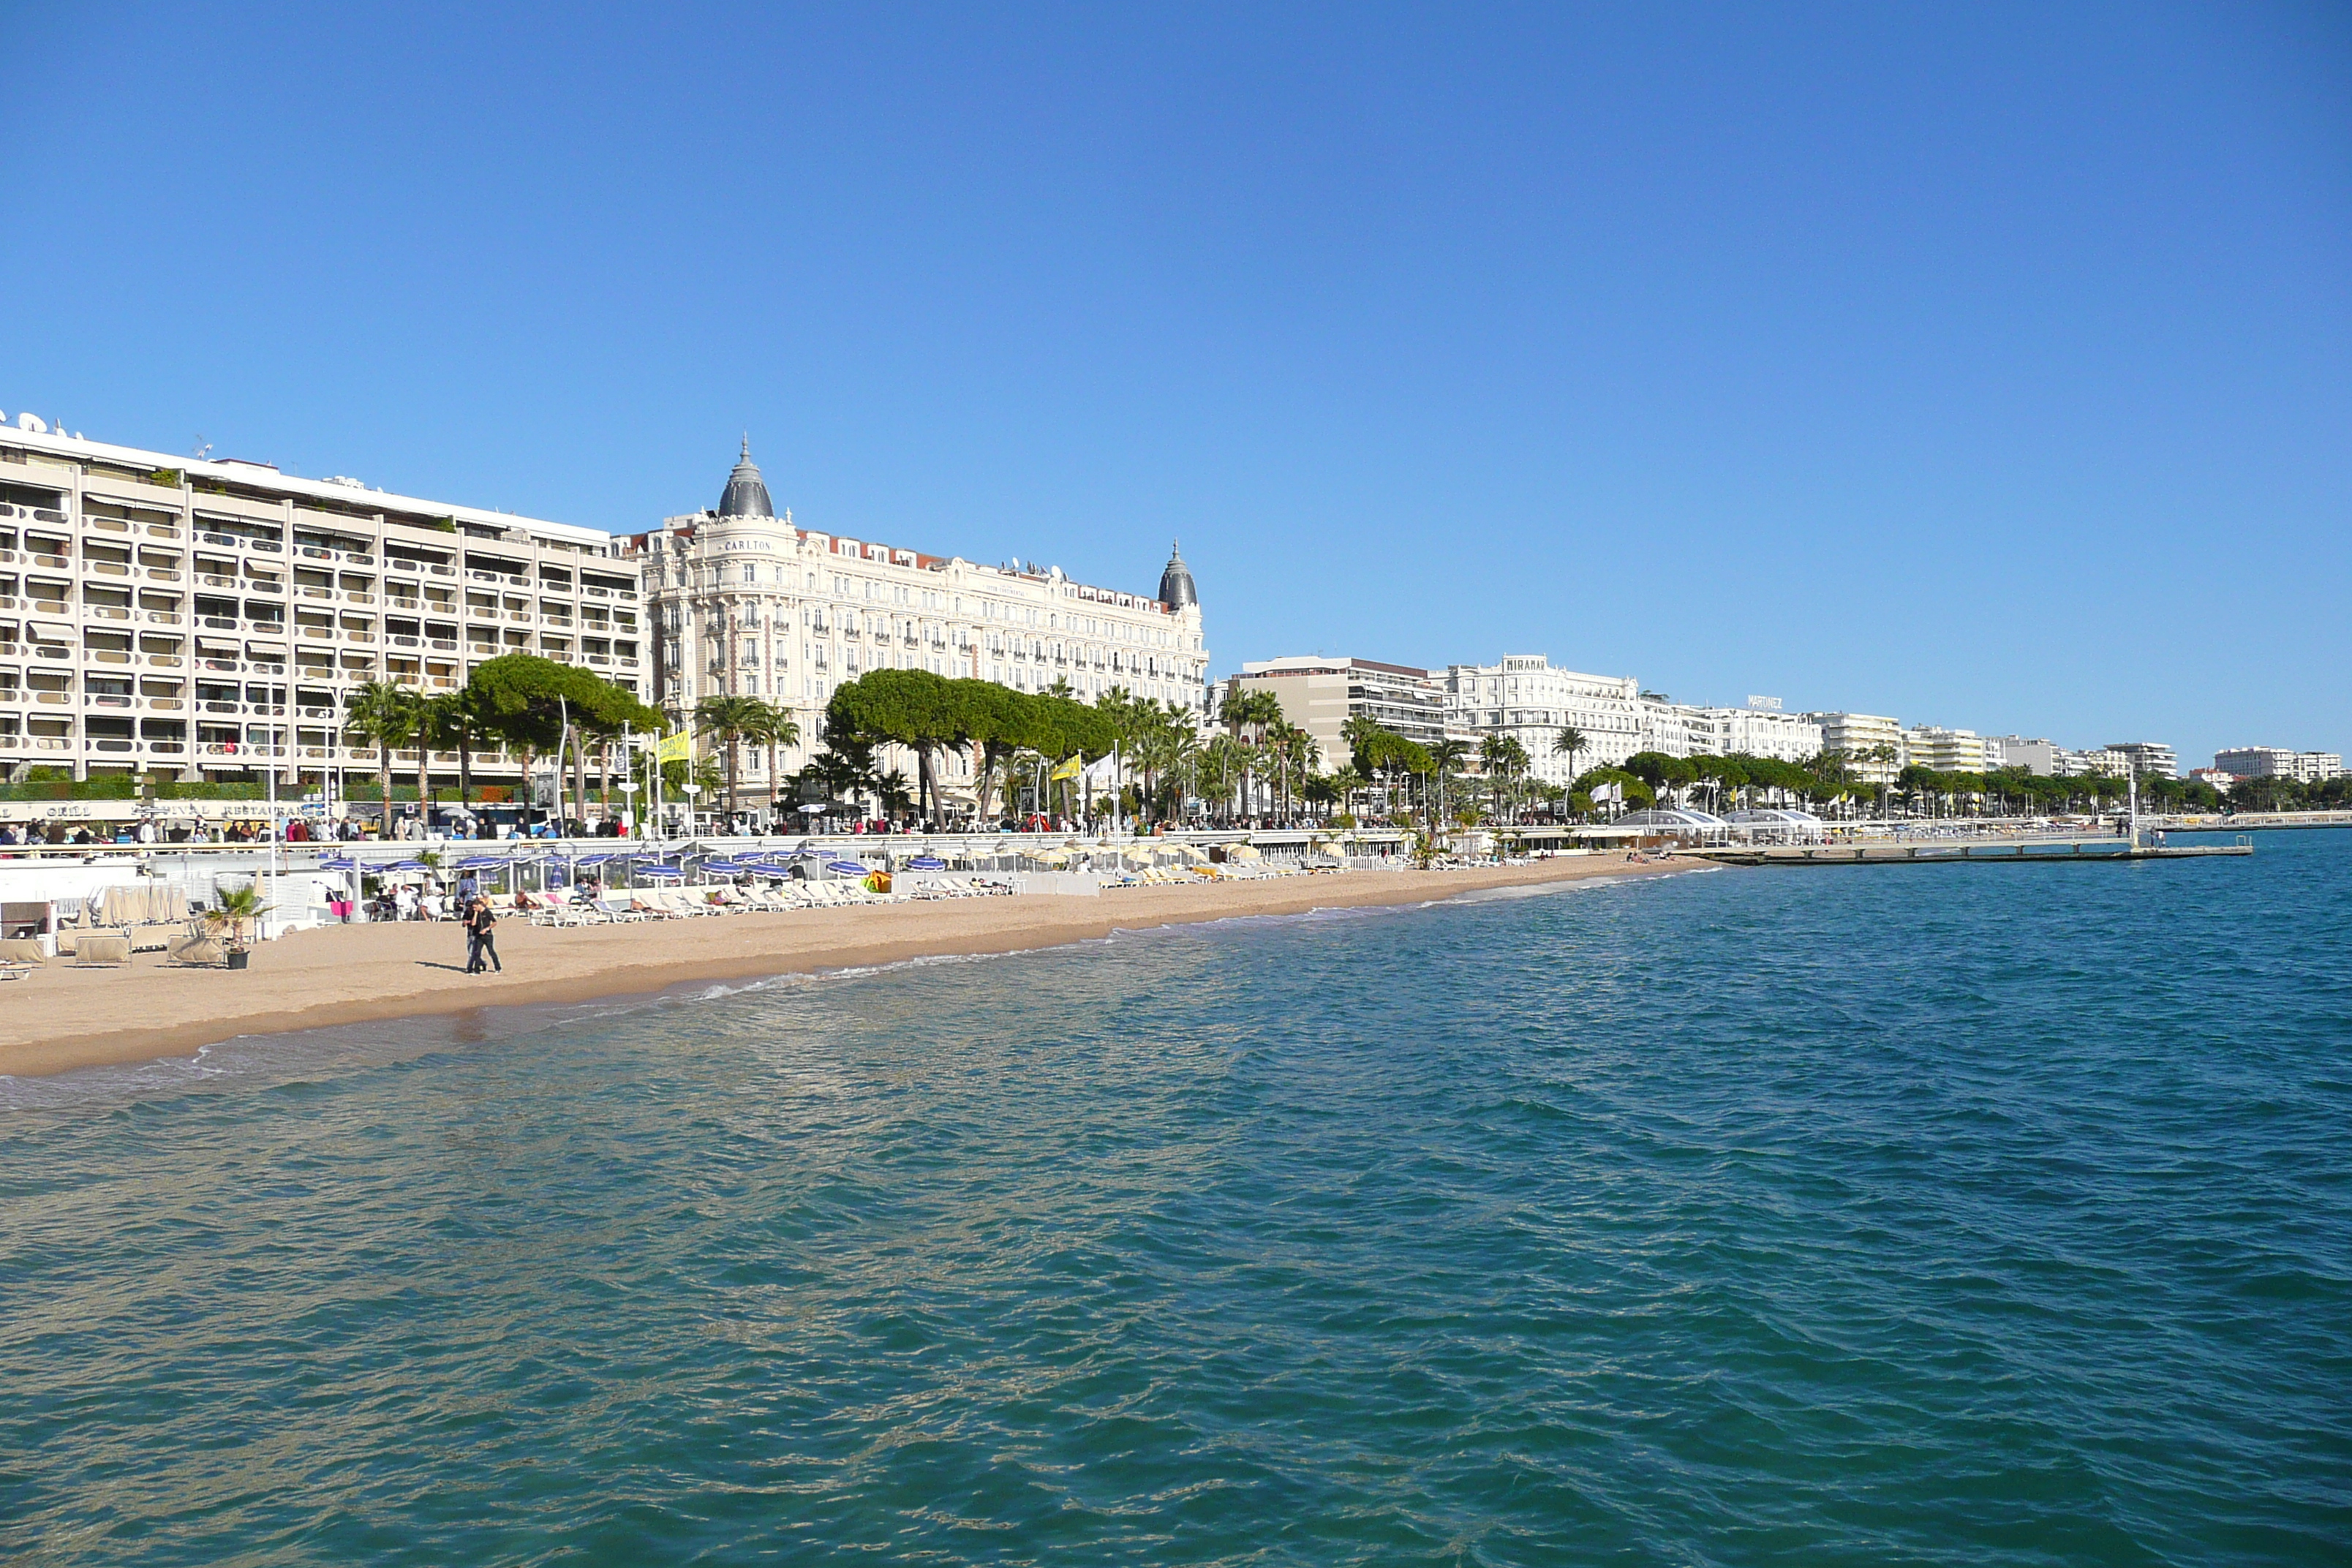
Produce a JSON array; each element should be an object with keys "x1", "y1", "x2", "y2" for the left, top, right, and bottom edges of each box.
[
  {"x1": 0, "y1": 418, "x2": 640, "y2": 785},
  {"x1": 625, "y1": 442, "x2": 1209, "y2": 803},
  {"x1": 2054, "y1": 746, "x2": 2128, "y2": 777},
  {"x1": 1444, "y1": 655, "x2": 1653, "y2": 782},
  {"x1": 1442, "y1": 660, "x2": 1826, "y2": 783},
  {"x1": 1805, "y1": 712, "x2": 1905, "y2": 784},
  {"x1": 1903, "y1": 725, "x2": 1989, "y2": 773},
  {"x1": 2104, "y1": 742, "x2": 2178, "y2": 779},
  {"x1": 1683, "y1": 702, "x2": 1825, "y2": 766},
  {"x1": 2212, "y1": 747, "x2": 2342, "y2": 783}
]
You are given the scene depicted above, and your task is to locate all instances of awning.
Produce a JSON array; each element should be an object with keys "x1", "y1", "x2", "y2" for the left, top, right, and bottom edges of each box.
[
  {"x1": 246, "y1": 639, "x2": 287, "y2": 656},
  {"x1": 195, "y1": 636, "x2": 242, "y2": 656},
  {"x1": 27, "y1": 621, "x2": 71, "y2": 644}
]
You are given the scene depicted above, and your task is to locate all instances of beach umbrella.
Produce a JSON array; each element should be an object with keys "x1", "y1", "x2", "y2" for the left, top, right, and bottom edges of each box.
[
  {"x1": 907, "y1": 856, "x2": 946, "y2": 870},
  {"x1": 634, "y1": 864, "x2": 685, "y2": 879},
  {"x1": 316, "y1": 856, "x2": 359, "y2": 871},
  {"x1": 824, "y1": 859, "x2": 871, "y2": 877}
]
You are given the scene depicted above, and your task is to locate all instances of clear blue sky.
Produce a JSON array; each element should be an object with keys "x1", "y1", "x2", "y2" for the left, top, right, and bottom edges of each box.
[{"x1": 7, "y1": 4, "x2": 2347, "y2": 766}]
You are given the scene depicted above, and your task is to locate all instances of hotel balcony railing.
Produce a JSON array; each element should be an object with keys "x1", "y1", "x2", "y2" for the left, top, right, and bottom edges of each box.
[
  {"x1": 86, "y1": 560, "x2": 130, "y2": 578},
  {"x1": 139, "y1": 567, "x2": 183, "y2": 583}
]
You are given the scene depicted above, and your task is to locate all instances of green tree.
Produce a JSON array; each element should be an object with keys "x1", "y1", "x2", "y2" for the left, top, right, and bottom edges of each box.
[
  {"x1": 1553, "y1": 725, "x2": 1588, "y2": 782},
  {"x1": 694, "y1": 695, "x2": 774, "y2": 818},
  {"x1": 343, "y1": 679, "x2": 424, "y2": 836}
]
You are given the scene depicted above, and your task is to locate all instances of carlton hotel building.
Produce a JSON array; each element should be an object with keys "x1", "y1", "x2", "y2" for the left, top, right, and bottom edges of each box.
[
  {"x1": 623, "y1": 442, "x2": 1210, "y2": 799},
  {"x1": 0, "y1": 418, "x2": 640, "y2": 787}
]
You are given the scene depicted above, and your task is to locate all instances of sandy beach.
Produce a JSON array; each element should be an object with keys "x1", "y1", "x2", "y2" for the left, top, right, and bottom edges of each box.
[{"x1": 0, "y1": 856, "x2": 1701, "y2": 1079}]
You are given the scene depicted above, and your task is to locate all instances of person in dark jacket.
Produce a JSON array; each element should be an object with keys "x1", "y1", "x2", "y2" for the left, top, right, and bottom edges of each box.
[{"x1": 463, "y1": 897, "x2": 502, "y2": 975}]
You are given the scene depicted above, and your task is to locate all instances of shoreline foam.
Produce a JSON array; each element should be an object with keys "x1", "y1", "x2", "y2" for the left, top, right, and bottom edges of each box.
[{"x1": 0, "y1": 856, "x2": 1703, "y2": 1081}]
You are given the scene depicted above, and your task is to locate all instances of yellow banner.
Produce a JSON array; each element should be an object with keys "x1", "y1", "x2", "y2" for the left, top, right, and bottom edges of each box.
[
  {"x1": 1049, "y1": 755, "x2": 1082, "y2": 782},
  {"x1": 654, "y1": 730, "x2": 693, "y2": 764}
]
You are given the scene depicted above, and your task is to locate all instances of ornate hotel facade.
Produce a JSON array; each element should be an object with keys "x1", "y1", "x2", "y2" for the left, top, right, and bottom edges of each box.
[{"x1": 622, "y1": 442, "x2": 1210, "y2": 805}]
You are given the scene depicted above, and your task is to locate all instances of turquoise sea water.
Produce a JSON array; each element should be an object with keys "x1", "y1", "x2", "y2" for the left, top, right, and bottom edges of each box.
[{"x1": 4, "y1": 833, "x2": 2349, "y2": 1565}]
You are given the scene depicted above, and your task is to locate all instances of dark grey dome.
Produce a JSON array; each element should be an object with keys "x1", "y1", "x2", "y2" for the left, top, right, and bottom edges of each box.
[
  {"x1": 1158, "y1": 539, "x2": 1196, "y2": 610},
  {"x1": 716, "y1": 435, "x2": 774, "y2": 519}
]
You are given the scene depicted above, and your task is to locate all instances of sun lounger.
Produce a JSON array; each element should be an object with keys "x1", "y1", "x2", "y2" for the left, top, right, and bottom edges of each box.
[
  {"x1": 167, "y1": 931, "x2": 226, "y2": 966},
  {"x1": 72, "y1": 934, "x2": 132, "y2": 968}
]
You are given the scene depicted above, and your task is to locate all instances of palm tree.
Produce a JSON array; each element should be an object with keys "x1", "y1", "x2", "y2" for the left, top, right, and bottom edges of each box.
[
  {"x1": 694, "y1": 695, "x2": 772, "y2": 819},
  {"x1": 1430, "y1": 738, "x2": 1473, "y2": 828},
  {"x1": 753, "y1": 705, "x2": 802, "y2": 821},
  {"x1": 344, "y1": 679, "x2": 423, "y2": 837},
  {"x1": 1218, "y1": 688, "x2": 1283, "y2": 820},
  {"x1": 1553, "y1": 725, "x2": 1587, "y2": 785}
]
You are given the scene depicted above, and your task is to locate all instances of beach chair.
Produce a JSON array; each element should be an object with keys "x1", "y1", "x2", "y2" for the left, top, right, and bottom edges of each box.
[
  {"x1": 72, "y1": 934, "x2": 132, "y2": 968},
  {"x1": 167, "y1": 926, "x2": 226, "y2": 965},
  {"x1": 593, "y1": 897, "x2": 650, "y2": 923}
]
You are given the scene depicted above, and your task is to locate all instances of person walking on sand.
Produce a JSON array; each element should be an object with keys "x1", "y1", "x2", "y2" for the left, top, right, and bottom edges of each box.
[{"x1": 464, "y1": 897, "x2": 502, "y2": 975}]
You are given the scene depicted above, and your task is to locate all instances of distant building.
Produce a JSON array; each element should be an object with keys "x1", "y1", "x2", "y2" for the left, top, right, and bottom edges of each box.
[
  {"x1": 1681, "y1": 704, "x2": 1825, "y2": 766},
  {"x1": 1804, "y1": 712, "x2": 1904, "y2": 784},
  {"x1": 1230, "y1": 656, "x2": 1449, "y2": 769},
  {"x1": 1984, "y1": 736, "x2": 2057, "y2": 774},
  {"x1": 2213, "y1": 746, "x2": 2342, "y2": 783},
  {"x1": 1444, "y1": 655, "x2": 1652, "y2": 781},
  {"x1": 1902, "y1": 725, "x2": 1989, "y2": 773},
  {"x1": 625, "y1": 442, "x2": 1209, "y2": 804},
  {"x1": 2103, "y1": 742, "x2": 2178, "y2": 779},
  {"x1": 2186, "y1": 767, "x2": 2238, "y2": 791},
  {"x1": 2055, "y1": 746, "x2": 2128, "y2": 777}
]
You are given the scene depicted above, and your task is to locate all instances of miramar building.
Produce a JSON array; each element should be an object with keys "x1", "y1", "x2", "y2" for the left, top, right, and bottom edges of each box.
[
  {"x1": 623, "y1": 441, "x2": 1210, "y2": 805},
  {"x1": 0, "y1": 414, "x2": 641, "y2": 789}
]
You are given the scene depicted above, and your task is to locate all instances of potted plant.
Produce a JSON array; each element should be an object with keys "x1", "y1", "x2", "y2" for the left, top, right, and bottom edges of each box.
[{"x1": 207, "y1": 883, "x2": 271, "y2": 970}]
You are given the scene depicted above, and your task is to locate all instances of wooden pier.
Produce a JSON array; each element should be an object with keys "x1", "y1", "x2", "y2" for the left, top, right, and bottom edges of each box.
[{"x1": 1696, "y1": 835, "x2": 2253, "y2": 868}]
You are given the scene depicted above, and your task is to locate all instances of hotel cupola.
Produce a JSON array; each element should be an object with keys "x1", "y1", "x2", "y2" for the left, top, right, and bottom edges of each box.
[
  {"x1": 715, "y1": 435, "x2": 775, "y2": 521},
  {"x1": 1158, "y1": 540, "x2": 1197, "y2": 611}
]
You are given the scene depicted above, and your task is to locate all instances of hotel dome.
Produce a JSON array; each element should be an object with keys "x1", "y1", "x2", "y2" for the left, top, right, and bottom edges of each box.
[
  {"x1": 716, "y1": 437, "x2": 774, "y2": 520},
  {"x1": 1158, "y1": 540, "x2": 1197, "y2": 611}
]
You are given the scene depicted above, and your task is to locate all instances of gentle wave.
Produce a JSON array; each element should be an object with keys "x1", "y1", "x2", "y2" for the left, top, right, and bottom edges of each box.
[{"x1": 3, "y1": 833, "x2": 2348, "y2": 1564}]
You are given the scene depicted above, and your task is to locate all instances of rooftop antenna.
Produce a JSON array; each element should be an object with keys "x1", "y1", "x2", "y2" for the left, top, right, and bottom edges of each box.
[{"x1": 192, "y1": 436, "x2": 212, "y2": 460}]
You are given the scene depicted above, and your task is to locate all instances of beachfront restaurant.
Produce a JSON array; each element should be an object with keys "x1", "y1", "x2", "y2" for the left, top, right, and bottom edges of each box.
[
  {"x1": 1608, "y1": 809, "x2": 1733, "y2": 849},
  {"x1": 1723, "y1": 809, "x2": 1828, "y2": 845}
]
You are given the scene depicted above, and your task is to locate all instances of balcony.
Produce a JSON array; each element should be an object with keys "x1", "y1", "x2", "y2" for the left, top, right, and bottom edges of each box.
[
  {"x1": 84, "y1": 693, "x2": 134, "y2": 709},
  {"x1": 88, "y1": 560, "x2": 130, "y2": 578}
]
